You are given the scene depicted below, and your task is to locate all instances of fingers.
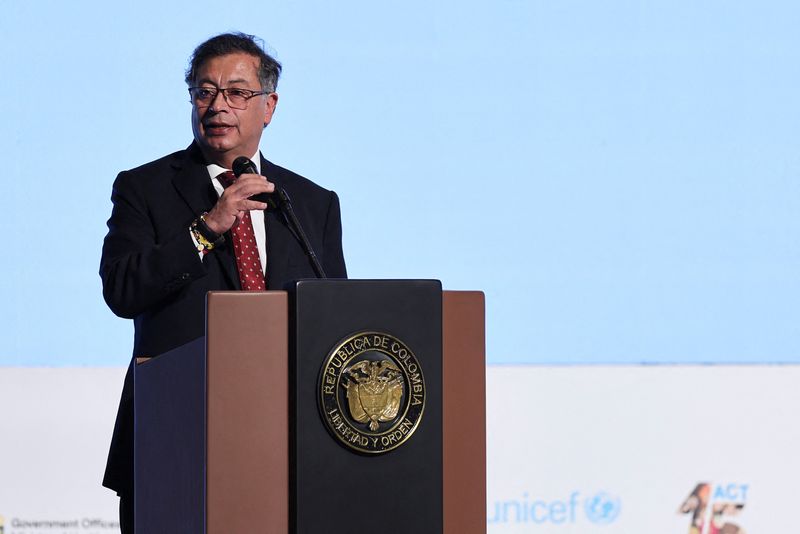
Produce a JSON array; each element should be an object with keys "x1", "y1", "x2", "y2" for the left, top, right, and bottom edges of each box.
[
  {"x1": 238, "y1": 199, "x2": 269, "y2": 211},
  {"x1": 230, "y1": 198, "x2": 266, "y2": 228},
  {"x1": 238, "y1": 172, "x2": 274, "y2": 185},
  {"x1": 230, "y1": 174, "x2": 275, "y2": 195},
  {"x1": 232, "y1": 212, "x2": 244, "y2": 228},
  {"x1": 203, "y1": 175, "x2": 272, "y2": 234},
  {"x1": 217, "y1": 197, "x2": 268, "y2": 220}
]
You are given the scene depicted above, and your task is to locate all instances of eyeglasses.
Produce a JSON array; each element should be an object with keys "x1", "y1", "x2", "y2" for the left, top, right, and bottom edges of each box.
[{"x1": 188, "y1": 87, "x2": 270, "y2": 110}]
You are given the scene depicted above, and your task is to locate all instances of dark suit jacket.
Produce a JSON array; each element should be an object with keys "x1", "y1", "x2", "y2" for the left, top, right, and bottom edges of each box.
[{"x1": 100, "y1": 143, "x2": 346, "y2": 495}]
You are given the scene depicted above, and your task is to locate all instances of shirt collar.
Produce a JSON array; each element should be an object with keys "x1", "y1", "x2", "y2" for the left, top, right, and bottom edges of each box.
[{"x1": 205, "y1": 151, "x2": 262, "y2": 180}]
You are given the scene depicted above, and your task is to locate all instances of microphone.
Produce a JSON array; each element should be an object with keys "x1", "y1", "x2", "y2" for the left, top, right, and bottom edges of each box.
[
  {"x1": 232, "y1": 156, "x2": 276, "y2": 209},
  {"x1": 231, "y1": 156, "x2": 327, "y2": 279}
]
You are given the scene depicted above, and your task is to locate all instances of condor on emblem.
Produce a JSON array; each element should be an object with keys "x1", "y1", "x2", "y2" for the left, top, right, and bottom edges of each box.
[{"x1": 319, "y1": 332, "x2": 426, "y2": 453}]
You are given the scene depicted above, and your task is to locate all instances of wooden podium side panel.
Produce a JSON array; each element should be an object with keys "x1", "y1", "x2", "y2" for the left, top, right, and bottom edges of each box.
[
  {"x1": 443, "y1": 291, "x2": 486, "y2": 534},
  {"x1": 206, "y1": 291, "x2": 289, "y2": 534}
]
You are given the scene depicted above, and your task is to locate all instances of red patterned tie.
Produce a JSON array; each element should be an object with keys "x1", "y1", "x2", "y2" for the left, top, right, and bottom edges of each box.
[{"x1": 217, "y1": 171, "x2": 266, "y2": 291}]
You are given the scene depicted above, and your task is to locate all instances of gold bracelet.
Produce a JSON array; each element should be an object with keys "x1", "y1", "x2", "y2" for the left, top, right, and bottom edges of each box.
[{"x1": 191, "y1": 220, "x2": 216, "y2": 252}]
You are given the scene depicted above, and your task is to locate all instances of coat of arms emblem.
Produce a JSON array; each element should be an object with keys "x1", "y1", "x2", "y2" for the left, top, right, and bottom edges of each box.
[
  {"x1": 343, "y1": 360, "x2": 404, "y2": 431},
  {"x1": 318, "y1": 332, "x2": 426, "y2": 453}
]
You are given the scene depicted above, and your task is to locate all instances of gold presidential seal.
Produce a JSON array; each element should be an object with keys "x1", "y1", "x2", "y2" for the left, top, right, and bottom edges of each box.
[{"x1": 319, "y1": 331, "x2": 426, "y2": 453}]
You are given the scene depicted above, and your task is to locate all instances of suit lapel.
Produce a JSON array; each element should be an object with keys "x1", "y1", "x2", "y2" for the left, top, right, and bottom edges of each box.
[
  {"x1": 172, "y1": 144, "x2": 240, "y2": 289},
  {"x1": 170, "y1": 144, "x2": 216, "y2": 214}
]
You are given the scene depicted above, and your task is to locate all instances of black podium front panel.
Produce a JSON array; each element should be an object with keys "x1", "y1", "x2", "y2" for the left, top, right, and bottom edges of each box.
[
  {"x1": 134, "y1": 337, "x2": 205, "y2": 534},
  {"x1": 290, "y1": 279, "x2": 443, "y2": 534}
]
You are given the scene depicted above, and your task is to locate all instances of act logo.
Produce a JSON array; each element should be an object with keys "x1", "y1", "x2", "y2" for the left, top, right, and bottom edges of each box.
[{"x1": 678, "y1": 482, "x2": 747, "y2": 534}]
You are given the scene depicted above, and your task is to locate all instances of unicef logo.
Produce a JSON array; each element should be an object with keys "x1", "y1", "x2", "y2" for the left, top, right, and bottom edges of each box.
[
  {"x1": 487, "y1": 490, "x2": 622, "y2": 526},
  {"x1": 584, "y1": 492, "x2": 621, "y2": 524}
]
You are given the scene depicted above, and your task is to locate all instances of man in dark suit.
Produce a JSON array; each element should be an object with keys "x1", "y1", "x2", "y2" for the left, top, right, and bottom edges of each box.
[{"x1": 100, "y1": 32, "x2": 346, "y2": 533}]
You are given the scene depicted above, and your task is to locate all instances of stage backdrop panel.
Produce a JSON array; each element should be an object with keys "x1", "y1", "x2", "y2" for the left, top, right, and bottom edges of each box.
[
  {"x1": 487, "y1": 365, "x2": 799, "y2": 533},
  {"x1": 1, "y1": 365, "x2": 797, "y2": 533},
  {"x1": 0, "y1": 367, "x2": 124, "y2": 532}
]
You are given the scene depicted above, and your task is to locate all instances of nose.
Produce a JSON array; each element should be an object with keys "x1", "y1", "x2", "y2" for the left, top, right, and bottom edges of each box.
[{"x1": 208, "y1": 90, "x2": 230, "y2": 112}]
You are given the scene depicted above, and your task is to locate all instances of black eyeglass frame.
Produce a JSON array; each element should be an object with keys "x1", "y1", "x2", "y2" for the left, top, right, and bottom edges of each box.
[{"x1": 188, "y1": 86, "x2": 271, "y2": 109}]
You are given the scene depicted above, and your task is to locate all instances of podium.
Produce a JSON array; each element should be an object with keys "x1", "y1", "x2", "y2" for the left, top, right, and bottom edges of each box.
[{"x1": 134, "y1": 280, "x2": 485, "y2": 533}]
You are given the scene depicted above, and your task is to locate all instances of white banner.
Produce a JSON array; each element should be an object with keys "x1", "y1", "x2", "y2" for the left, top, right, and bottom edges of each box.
[
  {"x1": 0, "y1": 368, "x2": 124, "y2": 533},
  {"x1": 2, "y1": 365, "x2": 797, "y2": 533},
  {"x1": 487, "y1": 365, "x2": 800, "y2": 533}
]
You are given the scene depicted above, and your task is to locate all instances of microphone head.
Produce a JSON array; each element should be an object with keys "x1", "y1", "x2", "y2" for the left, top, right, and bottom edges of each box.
[{"x1": 232, "y1": 156, "x2": 258, "y2": 177}]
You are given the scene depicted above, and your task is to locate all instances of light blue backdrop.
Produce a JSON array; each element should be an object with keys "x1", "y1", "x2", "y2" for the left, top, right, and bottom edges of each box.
[{"x1": 1, "y1": 0, "x2": 798, "y2": 365}]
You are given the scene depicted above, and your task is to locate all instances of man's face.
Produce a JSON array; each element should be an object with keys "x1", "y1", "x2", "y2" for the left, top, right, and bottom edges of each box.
[{"x1": 190, "y1": 52, "x2": 278, "y2": 166}]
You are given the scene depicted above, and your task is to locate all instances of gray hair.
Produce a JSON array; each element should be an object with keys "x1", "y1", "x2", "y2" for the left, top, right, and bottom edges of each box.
[{"x1": 185, "y1": 32, "x2": 282, "y2": 92}]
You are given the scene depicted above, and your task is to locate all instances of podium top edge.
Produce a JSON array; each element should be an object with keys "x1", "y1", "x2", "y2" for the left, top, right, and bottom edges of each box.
[{"x1": 205, "y1": 283, "x2": 484, "y2": 295}]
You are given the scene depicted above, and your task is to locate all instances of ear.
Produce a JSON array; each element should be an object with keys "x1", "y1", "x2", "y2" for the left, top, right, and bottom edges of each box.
[{"x1": 263, "y1": 92, "x2": 279, "y2": 128}]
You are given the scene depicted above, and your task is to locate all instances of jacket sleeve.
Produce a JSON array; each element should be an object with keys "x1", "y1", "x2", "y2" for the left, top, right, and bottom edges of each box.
[
  {"x1": 99, "y1": 171, "x2": 207, "y2": 319},
  {"x1": 322, "y1": 191, "x2": 347, "y2": 278}
]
